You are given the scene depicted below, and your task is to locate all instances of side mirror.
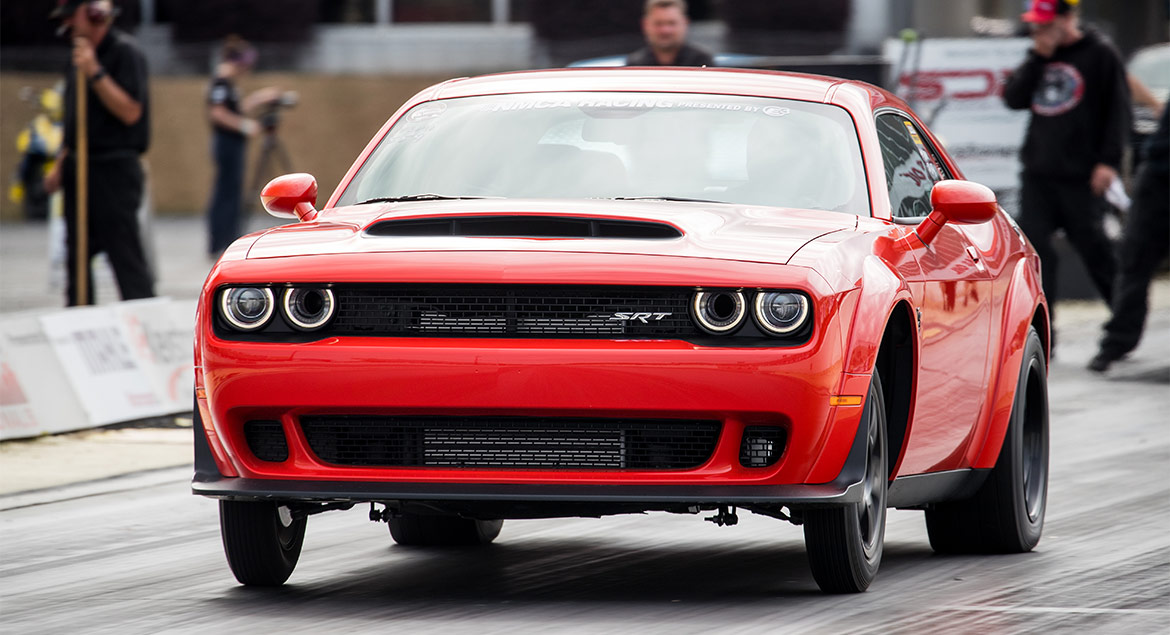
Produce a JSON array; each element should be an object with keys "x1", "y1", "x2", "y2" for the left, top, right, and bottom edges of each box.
[
  {"x1": 915, "y1": 179, "x2": 998, "y2": 245},
  {"x1": 261, "y1": 173, "x2": 318, "y2": 222}
]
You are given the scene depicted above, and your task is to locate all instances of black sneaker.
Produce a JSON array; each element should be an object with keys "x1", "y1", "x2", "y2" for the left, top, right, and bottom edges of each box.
[{"x1": 1087, "y1": 351, "x2": 1118, "y2": 373}]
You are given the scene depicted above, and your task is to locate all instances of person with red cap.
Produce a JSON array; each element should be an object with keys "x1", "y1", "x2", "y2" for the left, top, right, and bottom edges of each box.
[{"x1": 1003, "y1": 0, "x2": 1130, "y2": 350}]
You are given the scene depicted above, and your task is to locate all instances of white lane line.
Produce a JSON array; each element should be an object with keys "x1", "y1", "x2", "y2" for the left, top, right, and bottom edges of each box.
[{"x1": 942, "y1": 606, "x2": 1169, "y2": 616}]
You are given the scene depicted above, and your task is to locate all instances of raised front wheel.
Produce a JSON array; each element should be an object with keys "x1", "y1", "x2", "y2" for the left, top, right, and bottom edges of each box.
[
  {"x1": 803, "y1": 370, "x2": 888, "y2": 593},
  {"x1": 219, "y1": 500, "x2": 306, "y2": 586}
]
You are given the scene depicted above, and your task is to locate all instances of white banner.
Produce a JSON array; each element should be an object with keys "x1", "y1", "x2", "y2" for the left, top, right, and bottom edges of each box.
[
  {"x1": 885, "y1": 37, "x2": 1033, "y2": 211},
  {"x1": 0, "y1": 313, "x2": 89, "y2": 440},
  {"x1": 116, "y1": 298, "x2": 196, "y2": 413}
]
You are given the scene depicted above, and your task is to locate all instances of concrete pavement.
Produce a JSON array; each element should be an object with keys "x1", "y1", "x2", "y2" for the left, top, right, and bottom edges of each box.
[{"x1": 1, "y1": 215, "x2": 1167, "y2": 503}]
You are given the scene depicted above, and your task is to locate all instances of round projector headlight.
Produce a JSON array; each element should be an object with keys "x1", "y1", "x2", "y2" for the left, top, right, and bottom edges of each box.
[
  {"x1": 753, "y1": 291, "x2": 810, "y2": 335},
  {"x1": 220, "y1": 287, "x2": 274, "y2": 331},
  {"x1": 692, "y1": 290, "x2": 747, "y2": 334},
  {"x1": 282, "y1": 287, "x2": 335, "y2": 331}
]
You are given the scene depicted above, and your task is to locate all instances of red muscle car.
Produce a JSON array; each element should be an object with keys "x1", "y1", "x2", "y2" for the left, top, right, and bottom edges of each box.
[{"x1": 193, "y1": 68, "x2": 1050, "y2": 593}]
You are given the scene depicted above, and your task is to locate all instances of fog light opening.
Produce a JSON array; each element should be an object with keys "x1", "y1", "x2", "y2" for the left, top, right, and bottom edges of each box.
[{"x1": 739, "y1": 426, "x2": 786, "y2": 468}]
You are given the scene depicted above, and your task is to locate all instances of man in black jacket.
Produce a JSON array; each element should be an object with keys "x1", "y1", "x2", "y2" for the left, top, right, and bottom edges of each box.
[
  {"x1": 1002, "y1": 0, "x2": 1128, "y2": 338},
  {"x1": 627, "y1": 0, "x2": 714, "y2": 67},
  {"x1": 1089, "y1": 106, "x2": 1169, "y2": 372},
  {"x1": 44, "y1": 0, "x2": 154, "y2": 306}
]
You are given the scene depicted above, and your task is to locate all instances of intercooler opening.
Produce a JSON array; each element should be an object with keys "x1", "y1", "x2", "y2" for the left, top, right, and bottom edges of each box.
[{"x1": 299, "y1": 415, "x2": 720, "y2": 470}]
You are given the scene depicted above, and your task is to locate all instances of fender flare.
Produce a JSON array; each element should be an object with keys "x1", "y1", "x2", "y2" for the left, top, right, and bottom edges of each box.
[
  {"x1": 842, "y1": 255, "x2": 916, "y2": 376},
  {"x1": 969, "y1": 256, "x2": 1048, "y2": 468}
]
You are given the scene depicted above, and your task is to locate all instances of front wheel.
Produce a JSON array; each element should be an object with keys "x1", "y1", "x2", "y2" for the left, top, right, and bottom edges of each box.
[
  {"x1": 803, "y1": 370, "x2": 888, "y2": 593},
  {"x1": 925, "y1": 325, "x2": 1048, "y2": 553},
  {"x1": 219, "y1": 500, "x2": 306, "y2": 586},
  {"x1": 388, "y1": 513, "x2": 503, "y2": 547}
]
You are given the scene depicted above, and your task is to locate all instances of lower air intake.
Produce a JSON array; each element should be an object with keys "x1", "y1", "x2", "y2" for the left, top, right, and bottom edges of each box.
[
  {"x1": 244, "y1": 420, "x2": 289, "y2": 462},
  {"x1": 739, "y1": 426, "x2": 786, "y2": 468},
  {"x1": 299, "y1": 416, "x2": 720, "y2": 470}
]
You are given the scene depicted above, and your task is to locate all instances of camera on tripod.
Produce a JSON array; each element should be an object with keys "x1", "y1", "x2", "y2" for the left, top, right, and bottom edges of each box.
[{"x1": 258, "y1": 91, "x2": 298, "y2": 132}]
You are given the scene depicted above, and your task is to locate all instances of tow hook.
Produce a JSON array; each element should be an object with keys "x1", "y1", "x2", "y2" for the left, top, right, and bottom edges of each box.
[
  {"x1": 705, "y1": 505, "x2": 739, "y2": 527},
  {"x1": 369, "y1": 502, "x2": 392, "y2": 523}
]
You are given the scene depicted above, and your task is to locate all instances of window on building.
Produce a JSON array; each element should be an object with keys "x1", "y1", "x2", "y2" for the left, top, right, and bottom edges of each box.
[{"x1": 394, "y1": 0, "x2": 491, "y2": 22}]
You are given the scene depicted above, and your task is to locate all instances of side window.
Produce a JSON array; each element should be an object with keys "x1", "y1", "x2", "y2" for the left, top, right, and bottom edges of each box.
[{"x1": 875, "y1": 114, "x2": 948, "y2": 218}]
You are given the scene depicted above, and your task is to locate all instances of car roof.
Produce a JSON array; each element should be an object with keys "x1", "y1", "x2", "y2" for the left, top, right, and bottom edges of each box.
[{"x1": 429, "y1": 67, "x2": 896, "y2": 110}]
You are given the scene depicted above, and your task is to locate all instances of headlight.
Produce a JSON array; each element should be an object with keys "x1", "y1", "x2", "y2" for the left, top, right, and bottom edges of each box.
[
  {"x1": 220, "y1": 287, "x2": 274, "y2": 331},
  {"x1": 753, "y1": 291, "x2": 810, "y2": 335},
  {"x1": 692, "y1": 290, "x2": 746, "y2": 334},
  {"x1": 282, "y1": 287, "x2": 335, "y2": 331}
]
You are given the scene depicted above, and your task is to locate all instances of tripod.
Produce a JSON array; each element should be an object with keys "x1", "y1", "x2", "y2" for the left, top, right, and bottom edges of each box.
[{"x1": 246, "y1": 100, "x2": 294, "y2": 213}]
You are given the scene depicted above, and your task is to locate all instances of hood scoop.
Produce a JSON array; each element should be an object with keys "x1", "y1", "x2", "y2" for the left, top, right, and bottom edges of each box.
[{"x1": 366, "y1": 215, "x2": 682, "y2": 240}]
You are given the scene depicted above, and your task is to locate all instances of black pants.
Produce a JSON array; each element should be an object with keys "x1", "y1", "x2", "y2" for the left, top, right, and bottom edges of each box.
[
  {"x1": 62, "y1": 155, "x2": 155, "y2": 306},
  {"x1": 1098, "y1": 163, "x2": 1170, "y2": 357},
  {"x1": 1017, "y1": 175, "x2": 1117, "y2": 324},
  {"x1": 207, "y1": 131, "x2": 246, "y2": 255}
]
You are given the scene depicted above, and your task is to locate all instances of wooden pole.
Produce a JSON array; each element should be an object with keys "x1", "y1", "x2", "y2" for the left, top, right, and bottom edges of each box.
[{"x1": 75, "y1": 64, "x2": 89, "y2": 306}]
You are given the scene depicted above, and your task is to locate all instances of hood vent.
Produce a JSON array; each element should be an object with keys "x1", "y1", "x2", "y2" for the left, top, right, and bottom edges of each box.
[{"x1": 366, "y1": 215, "x2": 682, "y2": 240}]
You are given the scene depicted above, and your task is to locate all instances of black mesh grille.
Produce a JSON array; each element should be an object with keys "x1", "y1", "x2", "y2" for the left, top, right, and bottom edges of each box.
[
  {"x1": 299, "y1": 415, "x2": 721, "y2": 470},
  {"x1": 739, "y1": 426, "x2": 786, "y2": 468},
  {"x1": 244, "y1": 420, "x2": 288, "y2": 462},
  {"x1": 328, "y1": 285, "x2": 696, "y2": 338}
]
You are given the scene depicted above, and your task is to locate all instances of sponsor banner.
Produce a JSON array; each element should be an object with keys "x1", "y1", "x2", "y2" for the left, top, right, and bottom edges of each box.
[
  {"x1": 41, "y1": 306, "x2": 169, "y2": 427},
  {"x1": 884, "y1": 37, "x2": 1032, "y2": 210},
  {"x1": 0, "y1": 313, "x2": 89, "y2": 440},
  {"x1": 116, "y1": 298, "x2": 195, "y2": 413},
  {"x1": 36, "y1": 299, "x2": 194, "y2": 431}
]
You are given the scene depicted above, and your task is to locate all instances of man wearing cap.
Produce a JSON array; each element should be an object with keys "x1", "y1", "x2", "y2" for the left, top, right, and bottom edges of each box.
[
  {"x1": 627, "y1": 0, "x2": 715, "y2": 67},
  {"x1": 1003, "y1": 0, "x2": 1129, "y2": 344},
  {"x1": 44, "y1": 0, "x2": 153, "y2": 306}
]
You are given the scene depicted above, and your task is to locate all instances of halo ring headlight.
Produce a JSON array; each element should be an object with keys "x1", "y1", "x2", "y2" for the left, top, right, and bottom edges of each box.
[
  {"x1": 753, "y1": 291, "x2": 810, "y2": 335},
  {"x1": 282, "y1": 287, "x2": 336, "y2": 331},
  {"x1": 692, "y1": 290, "x2": 747, "y2": 334},
  {"x1": 220, "y1": 287, "x2": 275, "y2": 331}
]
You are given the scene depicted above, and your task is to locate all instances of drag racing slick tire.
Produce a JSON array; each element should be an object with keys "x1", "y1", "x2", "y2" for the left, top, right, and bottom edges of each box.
[
  {"x1": 925, "y1": 325, "x2": 1049, "y2": 553},
  {"x1": 389, "y1": 514, "x2": 504, "y2": 547},
  {"x1": 219, "y1": 500, "x2": 307, "y2": 586},
  {"x1": 803, "y1": 370, "x2": 888, "y2": 593}
]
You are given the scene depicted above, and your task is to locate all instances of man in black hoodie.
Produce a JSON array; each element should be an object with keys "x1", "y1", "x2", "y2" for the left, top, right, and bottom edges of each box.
[{"x1": 1003, "y1": 0, "x2": 1129, "y2": 340}]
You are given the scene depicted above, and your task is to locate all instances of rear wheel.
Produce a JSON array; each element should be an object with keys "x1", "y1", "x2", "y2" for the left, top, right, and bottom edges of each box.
[
  {"x1": 803, "y1": 370, "x2": 888, "y2": 593},
  {"x1": 388, "y1": 513, "x2": 503, "y2": 547},
  {"x1": 925, "y1": 326, "x2": 1048, "y2": 553},
  {"x1": 219, "y1": 500, "x2": 306, "y2": 586}
]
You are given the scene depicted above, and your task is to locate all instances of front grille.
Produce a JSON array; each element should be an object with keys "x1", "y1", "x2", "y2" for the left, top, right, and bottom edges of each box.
[
  {"x1": 329, "y1": 285, "x2": 696, "y2": 338},
  {"x1": 299, "y1": 415, "x2": 721, "y2": 470},
  {"x1": 244, "y1": 420, "x2": 289, "y2": 462}
]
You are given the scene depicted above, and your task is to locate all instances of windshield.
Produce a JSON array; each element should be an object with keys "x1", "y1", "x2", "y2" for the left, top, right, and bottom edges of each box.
[{"x1": 336, "y1": 92, "x2": 869, "y2": 215}]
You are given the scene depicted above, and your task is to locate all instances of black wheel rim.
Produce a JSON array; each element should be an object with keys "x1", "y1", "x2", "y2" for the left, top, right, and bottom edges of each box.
[
  {"x1": 859, "y1": 396, "x2": 886, "y2": 559},
  {"x1": 1020, "y1": 358, "x2": 1047, "y2": 522}
]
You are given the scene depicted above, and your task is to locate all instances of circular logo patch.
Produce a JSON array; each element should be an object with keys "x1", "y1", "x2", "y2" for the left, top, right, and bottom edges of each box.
[{"x1": 1032, "y1": 62, "x2": 1084, "y2": 116}]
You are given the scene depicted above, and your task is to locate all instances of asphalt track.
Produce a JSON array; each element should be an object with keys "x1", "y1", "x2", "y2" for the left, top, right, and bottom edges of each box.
[{"x1": 1, "y1": 315, "x2": 1167, "y2": 634}]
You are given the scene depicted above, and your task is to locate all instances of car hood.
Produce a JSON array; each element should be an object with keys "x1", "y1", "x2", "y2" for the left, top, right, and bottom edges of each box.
[{"x1": 244, "y1": 199, "x2": 859, "y2": 266}]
